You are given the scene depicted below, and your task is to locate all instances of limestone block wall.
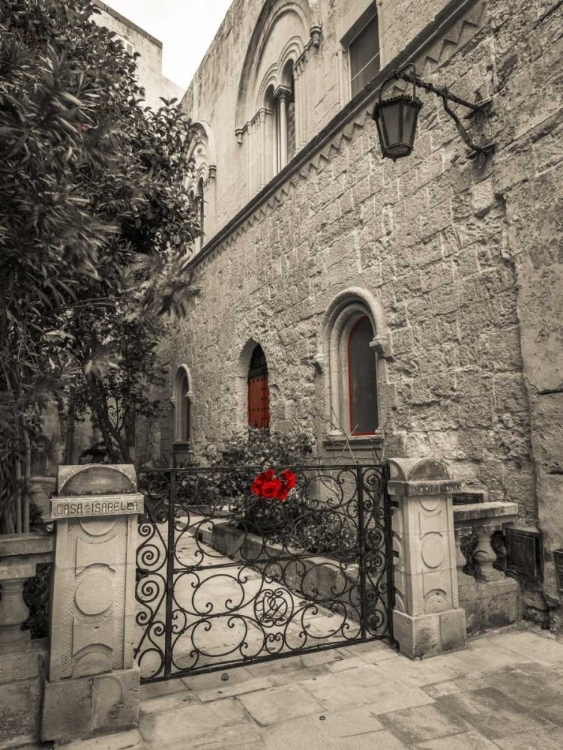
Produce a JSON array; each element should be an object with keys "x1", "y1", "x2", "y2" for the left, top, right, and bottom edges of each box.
[
  {"x1": 93, "y1": 1, "x2": 183, "y2": 111},
  {"x1": 163, "y1": 0, "x2": 539, "y2": 512},
  {"x1": 489, "y1": 0, "x2": 563, "y2": 623},
  {"x1": 156, "y1": 0, "x2": 563, "y2": 625},
  {"x1": 183, "y1": 0, "x2": 474, "y2": 243}
]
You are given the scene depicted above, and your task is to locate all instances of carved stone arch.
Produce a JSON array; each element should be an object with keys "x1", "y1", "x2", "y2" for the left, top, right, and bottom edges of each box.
[
  {"x1": 317, "y1": 288, "x2": 392, "y2": 439},
  {"x1": 256, "y1": 64, "x2": 280, "y2": 111},
  {"x1": 188, "y1": 121, "x2": 216, "y2": 186},
  {"x1": 320, "y1": 287, "x2": 392, "y2": 360},
  {"x1": 235, "y1": 0, "x2": 313, "y2": 134},
  {"x1": 278, "y1": 37, "x2": 305, "y2": 84}
]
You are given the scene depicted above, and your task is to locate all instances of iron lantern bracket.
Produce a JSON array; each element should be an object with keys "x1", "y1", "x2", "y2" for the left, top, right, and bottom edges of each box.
[{"x1": 391, "y1": 67, "x2": 495, "y2": 160}]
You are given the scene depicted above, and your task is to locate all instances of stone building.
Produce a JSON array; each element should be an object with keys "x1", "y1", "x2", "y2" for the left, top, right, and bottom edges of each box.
[
  {"x1": 150, "y1": 0, "x2": 563, "y2": 630},
  {"x1": 93, "y1": 0, "x2": 183, "y2": 109}
]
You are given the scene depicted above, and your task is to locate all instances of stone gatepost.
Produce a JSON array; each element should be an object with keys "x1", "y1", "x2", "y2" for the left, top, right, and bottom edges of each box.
[
  {"x1": 41, "y1": 464, "x2": 144, "y2": 746},
  {"x1": 389, "y1": 458, "x2": 467, "y2": 659}
]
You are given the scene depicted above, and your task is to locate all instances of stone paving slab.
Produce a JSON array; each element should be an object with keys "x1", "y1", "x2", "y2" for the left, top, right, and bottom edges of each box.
[
  {"x1": 379, "y1": 703, "x2": 472, "y2": 745},
  {"x1": 133, "y1": 626, "x2": 563, "y2": 750},
  {"x1": 238, "y1": 682, "x2": 325, "y2": 725},
  {"x1": 299, "y1": 663, "x2": 436, "y2": 713}
]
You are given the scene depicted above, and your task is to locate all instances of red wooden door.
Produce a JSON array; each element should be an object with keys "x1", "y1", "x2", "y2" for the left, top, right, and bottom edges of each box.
[{"x1": 248, "y1": 373, "x2": 270, "y2": 428}]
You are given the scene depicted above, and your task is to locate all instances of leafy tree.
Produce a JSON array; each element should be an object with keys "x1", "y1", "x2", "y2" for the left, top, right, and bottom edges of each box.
[{"x1": 0, "y1": 0, "x2": 199, "y2": 532}]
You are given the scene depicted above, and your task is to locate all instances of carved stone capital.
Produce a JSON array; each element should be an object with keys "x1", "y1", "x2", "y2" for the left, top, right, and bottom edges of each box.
[
  {"x1": 274, "y1": 85, "x2": 292, "y2": 102},
  {"x1": 310, "y1": 24, "x2": 322, "y2": 48}
]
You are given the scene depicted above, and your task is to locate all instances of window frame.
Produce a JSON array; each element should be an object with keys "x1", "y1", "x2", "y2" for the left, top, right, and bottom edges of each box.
[
  {"x1": 333, "y1": 305, "x2": 379, "y2": 437},
  {"x1": 348, "y1": 13, "x2": 380, "y2": 98},
  {"x1": 340, "y1": 2, "x2": 380, "y2": 103}
]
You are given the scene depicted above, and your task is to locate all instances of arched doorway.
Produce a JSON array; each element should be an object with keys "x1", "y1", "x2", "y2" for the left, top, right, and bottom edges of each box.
[{"x1": 247, "y1": 344, "x2": 270, "y2": 429}]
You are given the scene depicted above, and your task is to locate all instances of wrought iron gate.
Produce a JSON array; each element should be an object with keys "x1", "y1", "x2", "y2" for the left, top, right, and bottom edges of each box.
[{"x1": 135, "y1": 464, "x2": 394, "y2": 683}]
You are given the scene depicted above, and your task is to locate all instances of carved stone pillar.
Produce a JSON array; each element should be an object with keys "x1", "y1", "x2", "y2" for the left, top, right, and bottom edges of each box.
[
  {"x1": 390, "y1": 458, "x2": 467, "y2": 659},
  {"x1": 293, "y1": 62, "x2": 304, "y2": 151},
  {"x1": 473, "y1": 524, "x2": 504, "y2": 582},
  {"x1": 41, "y1": 464, "x2": 144, "y2": 745}
]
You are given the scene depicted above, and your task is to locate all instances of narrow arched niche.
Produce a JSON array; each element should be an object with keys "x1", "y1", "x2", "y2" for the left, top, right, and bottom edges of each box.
[{"x1": 172, "y1": 365, "x2": 192, "y2": 443}]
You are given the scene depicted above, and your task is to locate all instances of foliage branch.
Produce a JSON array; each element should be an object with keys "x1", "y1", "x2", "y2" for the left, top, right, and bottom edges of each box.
[{"x1": 0, "y1": 0, "x2": 199, "y2": 531}]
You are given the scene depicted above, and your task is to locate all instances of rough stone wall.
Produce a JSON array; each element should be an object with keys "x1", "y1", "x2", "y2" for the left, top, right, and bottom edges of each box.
[
  {"x1": 378, "y1": 0, "x2": 456, "y2": 65},
  {"x1": 487, "y1": 0, "x2": 563, "y2": 623},
  {"x1": 159, "y1": 0, "x2": 563, "y2": 625},
  {"x1": 167, "y1": 0, "x2": 530, "y2": 501},
  {"x1": 184, "y1": 0, "x2": 460, "y2": 243}
]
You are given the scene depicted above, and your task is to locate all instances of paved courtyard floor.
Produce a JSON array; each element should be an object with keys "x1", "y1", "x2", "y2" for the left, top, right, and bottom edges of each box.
[{"x1": 132, "y1": 624, "x2": 563, "y2": 750}]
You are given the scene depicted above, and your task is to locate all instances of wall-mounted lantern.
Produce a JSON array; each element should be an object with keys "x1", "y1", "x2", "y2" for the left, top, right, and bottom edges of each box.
[{"x1": 372, "y1": 64, "x2": 494, "y2": 164}]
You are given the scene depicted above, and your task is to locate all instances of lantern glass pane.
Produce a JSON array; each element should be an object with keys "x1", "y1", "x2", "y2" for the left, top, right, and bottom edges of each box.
[
  {"x1": 402, "y1": 101, "x2": 418, "y2": 147},
  {"x1": 375, "y1": 116, "x2": 388, "y2": 151},
  {"x1": 382, "y1": 101, "x2": 402, "y2": 146}
]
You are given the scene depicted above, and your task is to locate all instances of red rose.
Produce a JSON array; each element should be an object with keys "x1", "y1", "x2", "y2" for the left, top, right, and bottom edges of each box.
[
  {"x1": 264, "y1": 469, "x2": 275, "y2": 480},
  {"x1": 280, "y1": 470, "x2": 296, "y2": 490},
  {"x1": 261, "y1": 479, "x2": 283, "y2": 498},
  {"x1": 251, "y1": 478, "x2": 264, "y2": 495},
  {"x1": 277, "y1": 487, "x2": 289, "y2": 502}
]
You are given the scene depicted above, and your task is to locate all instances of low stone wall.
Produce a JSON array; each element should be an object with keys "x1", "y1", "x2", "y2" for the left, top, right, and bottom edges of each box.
[
  {"x1": 454, "y1": 502, "x2": 522, "y2": 635},
  {"x1": 459, "y1": 577, "x2": 522, "y2": 636},
  {"x1": 0, "y1": 532, "x2": 55, "y2": 750},
  {"x1": 198, "y1": 522, "x2": 363, "y2": 622},
  {"x1": 0, "y1": 640, "x2": 48, "y2": 750}
]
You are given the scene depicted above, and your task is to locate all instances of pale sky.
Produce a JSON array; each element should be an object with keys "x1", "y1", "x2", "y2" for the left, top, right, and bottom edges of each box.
[{"x1": 103, "y1": 0, "x2": 233, "y2": 89}]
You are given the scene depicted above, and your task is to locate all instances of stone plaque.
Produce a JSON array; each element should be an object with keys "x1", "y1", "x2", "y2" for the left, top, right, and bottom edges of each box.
[{"x1": 50, "y1": 494, "x2": 144, "y2": 520}]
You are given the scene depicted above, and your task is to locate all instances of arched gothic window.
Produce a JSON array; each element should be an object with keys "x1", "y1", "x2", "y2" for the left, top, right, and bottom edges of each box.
[
  {"x1": 272, "y1": 64, "x2": 296, "y2": 174},
  {"x1": 320, "y1": 289, "x2": 391, "y2": 440},
  {"x1": 235, "y1": 0, "x2": 321, "y2": 195},
  {"x1": 248, "y1": 345, "x2": 270, "y2": 429},
  {"x1": 197, "y1": 177, "x2": 205, "y2": 246},
  {"x1": 187, "y1": 122, "x2": 216, "y2": 253},
  {"x1": 173, "y1": 366, "x2": 192, "y2": 442}
]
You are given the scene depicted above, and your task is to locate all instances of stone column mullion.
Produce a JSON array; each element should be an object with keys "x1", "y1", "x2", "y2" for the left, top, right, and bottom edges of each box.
[
  {"x1": 259, "y1": 109, "x2": 267, "y2": 190},
  {"x1": 279, "y1": 91, "x2": 288, "y2": 170},
  {"x1": 294, "y1": 66, "x2": 302, "y2": 151}
]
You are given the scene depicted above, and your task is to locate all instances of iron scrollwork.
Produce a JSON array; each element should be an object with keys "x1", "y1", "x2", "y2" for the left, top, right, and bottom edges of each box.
[{"x1": 134, "y1": 463, "x2": 394, "y2": 683}]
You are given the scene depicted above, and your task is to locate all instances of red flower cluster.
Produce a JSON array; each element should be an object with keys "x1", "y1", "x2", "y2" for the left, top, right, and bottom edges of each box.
[{"x1": 251, "y1": 468, "x2": 297, "y2": 502}]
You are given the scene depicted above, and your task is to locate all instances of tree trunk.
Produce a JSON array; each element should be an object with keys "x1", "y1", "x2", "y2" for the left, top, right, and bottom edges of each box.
[{"x1": 87, "y1": 375, "x2": 131, "y2": 463}]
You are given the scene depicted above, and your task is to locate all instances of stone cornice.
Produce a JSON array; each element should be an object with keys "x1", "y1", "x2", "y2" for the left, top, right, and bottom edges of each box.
[{"x1": 191, "y1": 0, "x2": 486, "y2": 276}]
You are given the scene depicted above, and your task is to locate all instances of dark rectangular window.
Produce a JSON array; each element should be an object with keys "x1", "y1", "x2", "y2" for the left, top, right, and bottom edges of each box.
[{"x1": 350, "y1": 15, "x2": 380, "y2": 97}]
